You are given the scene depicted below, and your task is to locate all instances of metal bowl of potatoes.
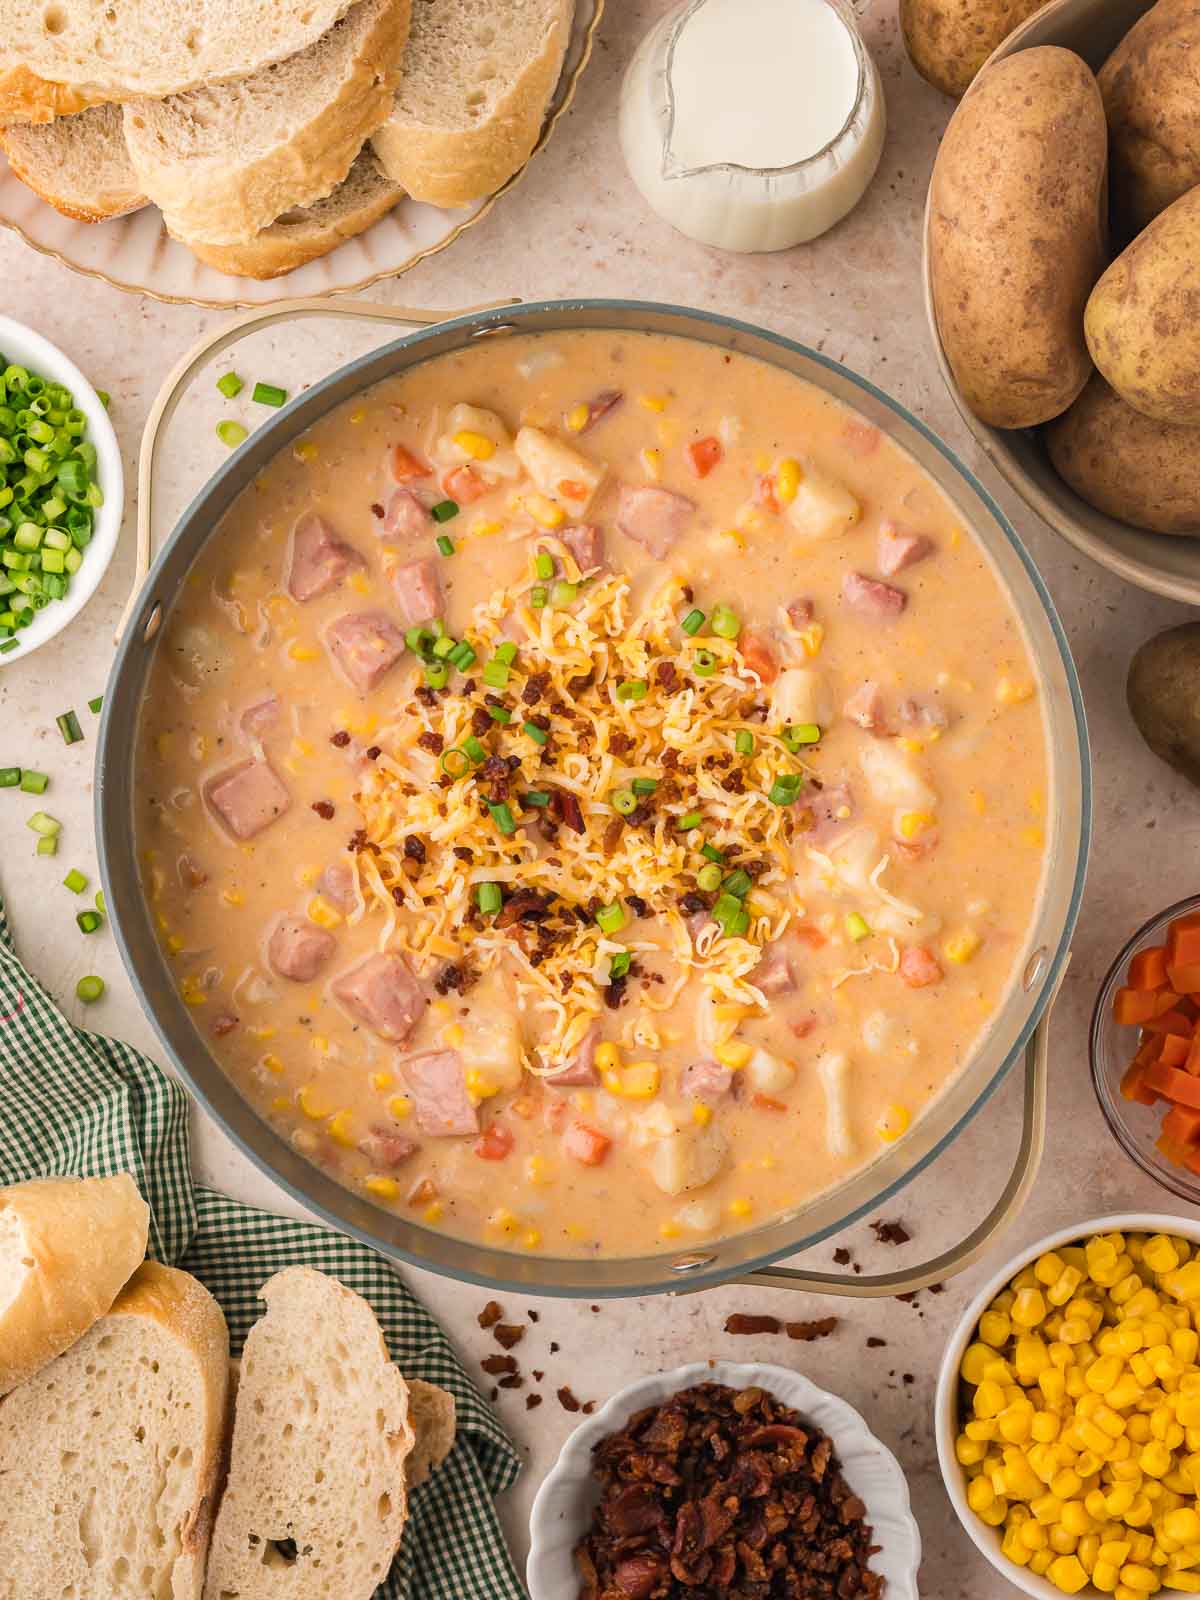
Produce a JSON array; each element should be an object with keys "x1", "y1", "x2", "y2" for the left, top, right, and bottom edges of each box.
[{"x1": 921, "y1": 0, "x2": 1200, "y2": 606}]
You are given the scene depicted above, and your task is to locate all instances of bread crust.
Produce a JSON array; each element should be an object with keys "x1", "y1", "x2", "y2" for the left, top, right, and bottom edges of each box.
[
  {"x1": 0, "y1": 1172, "x2": 149, "y2": 1396},
  {"x1": 0, "y1": 64, "x2": 110, "y2": 124},
  {"x1": 0, "y1": 108, "x2": 146, "y2": 222}
]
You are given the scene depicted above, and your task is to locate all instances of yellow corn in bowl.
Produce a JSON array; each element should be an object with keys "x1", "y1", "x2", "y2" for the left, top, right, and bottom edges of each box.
[{"x1": 937, "y1": 1215, "x2": 1200, "y2": 1600}]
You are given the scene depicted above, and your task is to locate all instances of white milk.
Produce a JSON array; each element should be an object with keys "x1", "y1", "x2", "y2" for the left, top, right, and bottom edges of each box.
[{"x1": 619, "y1": 0, "x2": 887, "y2": 253}]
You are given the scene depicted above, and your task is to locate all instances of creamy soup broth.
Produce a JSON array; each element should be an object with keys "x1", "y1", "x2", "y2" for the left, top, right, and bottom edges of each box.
[{"x1": 136, "y1": 330, "x2": 1048, "y2": 1258}]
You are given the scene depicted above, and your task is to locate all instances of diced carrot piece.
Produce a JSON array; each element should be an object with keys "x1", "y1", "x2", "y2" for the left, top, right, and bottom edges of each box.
[
  {"x1": 738, "y1": 630, "x2": 779, "y2": 685},
  {"x1": 1144, "y1": 1010, "x2": 1195, "y2": 1037},
  {"x1": 563, "y1": 1122, "x2": 611, "y2": 1167},
  {"x1": 473, "y1": 1122, "x2": 514, "y2": 1161},
  {"x1": 389, "y1": 443, "x2": 429, "y2": 481},
  {"x1": 755, "y1": 474, "x2": 782, "y2": 514},
  {"x1": 751, "y1": 1093, "x2": 787, "y2": 1113},
  {"x1": 1114, "y1": 986, "x2": 1161, "y2": 1025},
  {"x1": 1188, "y1": 1036, "x2": 1200, "y2": 1076},
  {"x1": 685, "y1": 436, "x2": 723, "y2": 479},
  {"x1": 1169, "y1": 963, "x2": 1200, "y2": 995},
  {"x1": 792, "y1": 924, "x2": 826, "y2": 950},
  {"x1": 1136, "y1": 1035, "x2": 1167, "y2": 1066},
  {"x1": 900, "y1": 946, "x2": 944, "y2": 988},
  {"x1": 1151, "y1": 988, "x2": 1184, "y2": 1016},
  {"x1": 1167, "y1": 915, "x2": 1200, "y2": 968},
  {"x1": 1146, "y1": 1063, "x2": 1200, "y2": 1108},
  {"x1": 1121, "y1": 1062, "x2": 1158, "y2": 1106},
  {"x1": 1159, "y1": 1132, "x2": 1192, "y2": 1166},
  {"x1": 1129, "y1": 946, "x2": 1170, "y2": 990},
  {"x1": 1186, "y1": 1147, "x2": 1200, "y2": 1176},
  {"x1": 1160, "y1": 1034, "x2": 1193, "y2": 1069},
  {"x1": 443, "y1": 465, "x2": 488, "y2": 504},
  {"x1": 1163, "y1": 1104, "x2": 1200, "y2": 1146}
]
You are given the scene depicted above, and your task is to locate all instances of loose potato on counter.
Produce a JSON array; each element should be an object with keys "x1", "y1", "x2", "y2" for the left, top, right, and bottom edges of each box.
[
  {"x1": 929, "y1": 47, "x2": 1108, "y2": 429},
  {"x1": 900, "y1": 0, "x2": 1046, "y2": 99},
  {"x1": 1099, "y1": 0, "x2": 1200, "y2": 239},
  {"x1": 1044, "y1": 374, "x2": 1200, "y2": 536},
  {"x1": 1128, "y1": 623, "x2": 1200, "y2": 790},
  {"x1": 1085, "y1": 186, "x2": 1200, "y2": 428}
]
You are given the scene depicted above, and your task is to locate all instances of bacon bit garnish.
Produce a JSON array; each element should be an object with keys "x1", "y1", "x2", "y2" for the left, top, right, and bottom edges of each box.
[
  {"x1": 311, "y1": 800, "x2": 335, "y2": 819},
  {"x1": 550, "y1": 787, "x2": 585, "y2": 835},
  {"x1": 481, "y1": 1354, "x2": 518, "y2": 1376},
  {"x1": 478, "y1": 1301, "x2": 503, "y2": 1329},
  {"x1": 330, "y1": 730, "x2": 351, "y2": 748},
  {"x1": 407, "y1": 1177, "x2": 438, "y2": 1207},
  {"x1": 786, "y1": 1317, "x2": 839, "y2": 1341},
  {"x1": 685, "y1": 436, "x2": 723, "y2": 479},
  {"x1": 417, "y1": 730, "x2": 444, "y2": 755},
  {"x1": 390, "y1": 443, "x2": 429, "y2": 480},
  {"x1": 725, "y1": 1313, "x2": 781, "y2": 1335},
  {"x1": 493, "y1": 1322, "x2": 525, "y2": 1350},
  {"x1": 751, "y1": 1093, "x2": 787, "y2": 1113},
  {"x1": 526, "y1": 1393, "x2": 543, "y2": 1410},
  {"x1": 371, "y1": 502, "x2": 385, "y2": 518},
  {"x1": 557, "y1": 1386, "x2": 581, "y2": 1412},
  {"x1": 789, "y1": 1012, "x2": 819, "y2": 1040},
  {"x1": 498, "y1": 1373, "x2": 524, "y2": 1389}
]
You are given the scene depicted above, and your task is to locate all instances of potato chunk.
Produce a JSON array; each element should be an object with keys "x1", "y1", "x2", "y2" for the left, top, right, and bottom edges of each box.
[
  {"x1": 786, "y1": 469, "x2": 861, "y2": 541},
  {"x1": 514, "y1": 426, "x2": 605, "y2": 512}
]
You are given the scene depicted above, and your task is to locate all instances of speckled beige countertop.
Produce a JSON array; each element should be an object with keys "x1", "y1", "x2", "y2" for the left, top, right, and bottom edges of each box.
[{"x1": 1, "y1": 3, "x2": 1197, "y2": 1596}]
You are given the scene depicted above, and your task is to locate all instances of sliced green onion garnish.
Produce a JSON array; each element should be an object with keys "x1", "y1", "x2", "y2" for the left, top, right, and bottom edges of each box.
[
  {"x1": 550, "y1": 581, "x2": 578, "y2": 606},
  {"x1": 692, "y1": 649, "x2": 718, "y2": 677},
  {"x1": 26, "y1": 810, "x2": 59, "y2": 835},
  {"x1": 19, "y1": 769, "x2": 48, "y2": 794},
  {"x1": 476, "y1": 882, "x2": 502, "y2": 915},
  {"x1": 216, "y1": 420, "x2": 247, "y2": 449},
  {"x1": 88, "y1": 695, "x2": 103, "y2": 713},
  {"x1": 783, "y1": 722, "x2": 821, "y2": 748},
  {"x1": 610, "y1": 788, "x2": 637, "y2": 816},
  {"x1": 697, "y1": 863, "x2": 723, "y2": 893},
  {"x1": 523, "y1": 720, "x2": 549, "y2": 747},
  {"x1": 845, "y1": 912, "x2": 870, "y2": 942},
  {"x1": 462, "y1": 735, "x2": 487, "y2": 764},
  {"x1": 681, "y1": 608, "x2": 706, "y2": 636},
  {"x1": 63, "y1": 868, "x2": 88, "y2": 893},
  {"x1": 700, "y1": 843, "x2": 724, "y2": 864},
  {"x1": 95, "y1": 890, "x2": 105, "y2": 913},
  {"x1": 609, "y1": 950, "x2": 632, "y2": 980},
  {"x1": 735, "y1": 730, "x2": 755, "y2": 756},
  {"x1": 431, "y1": 499, "x2": 460, "y2": 523},
  {"x1": 440, "y1": 747, "x2": 470, "y2": 779},
  {"x1": 530, "y1": 585, "x2": 548, "y2": 609},
  {"x1": 57, "y1": 709, "x2": 83, "y2": 744},
  {"x1": 596, "y1": 901, "x2": 626, "y2": 936},
  {"x1": 431, "y1": 634, "x2": 457, "y2": 660},
  {"x1": 522, "y1": 790, "x2": 551, "y2": 807},
  {"x1": 76, "y1": 909, "x2": 102, "y2": 933},
  {"x1": 616, "y1": 680, "x2": 648, "y2": 702},
  {"x1": 424, "y1": 662, "x2": 449, "y2": 688},
  {"x1": 406, "y1": 624, "x2": 435, "y2": 656},
  {"x1": 677, "y1": 810, "x2": 703, "y2": 831},
  {"x1": 216, "y1": 372, "x2": 244, "y2": 398},
  {"x1": 76, "y1": 974, "x2": 105, "y2": 1003},
  {"x1": 436, "y1": 534, "x2": 455, "y2": 557},
  {"x1": 535, "y1": 551, "x2": 555, "y2": 580},
  {"x1": 712, "y1": 892, "x2": 744, "y2": 928},
  {"x1": 251, "y1": 382, "x2": 287, "y2": 408},
  {"x1": 449, "y1": 642, "x2": 476, "y2": 670},
  {"x1": 96, "y1": 390, "x2": 110, "y2": 409},
  {"x1": 722, "y1": 868, "x2": 752, "y2": 899},
  {"x1": 487, "y1": 703, "x2": 512, "y2": 724},
  {"x1": 0, "y1": 766, "x2": 20, "y2": 786},
  {"x1": 489, "y1": 801, "x2": 516, "y2": 835},
  {"x1": 482, "y1": 660, "x2": 510, "y2": 690},
  {"x1": 36, "y1": 833, "x2": 57, "y2": 856},
  {"x1": 710, "y1": 604, "x2": 740, "y2": 639},
  {"x1": 0, "y1": 640, "x2": 17, "y2": 655},
  {"x1": 768, "y1": 774, "x2": 804, "y2": 806},
  {"x1": 632, "y1": 777, "x2": 658, "y2": 795},
  {"x1": 495, "y1": 641, "x2": 518, "y2": 666}
]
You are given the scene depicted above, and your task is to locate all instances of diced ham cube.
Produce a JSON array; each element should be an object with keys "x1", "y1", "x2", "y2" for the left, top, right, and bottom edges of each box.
[
  {"x1": 842, "y1": 420, "x2": 882, "y2": 458},
  {"x1": 899, "y1": 696, "x2": 949, "y2": 733},
  {"x1": 842, "y1": 571, "x2": 907, "y2": 620},
  {"x1": 286, "y1": 513, "x2": 363, "y2": 603},
  {"x1": 206, "y1": 760, "x2": 291, "y2": 840},
  {"x1": 561, "y1": 523, "x2": 605, "y2": 574},
  {"x1": 806, "y1": 782, "x2": 855, "y2": 840},
  {"x1": 402, "y1": 1050, "x2": 478, "y2": 1137},
  {"x1": 240, "y1": 693, "x2": 280, "y2": 738},
  {"x1": 318, "y1": 861, "x2": 357, "y2": 910},
  {"x1": 900, "y1": 946, "x2": 943, "y2": 988},
  {"x1": 786, "y1": 598, "x2": 814, "y2": 627},
  {"x1": 843, "y1": 681, "x2": 886, "y2": 732},
  {"x1": 325, "y1": 611, "x2": 407, "y2": 693},
  {"x1": 616, "y1": 485, "x2": 695, "y2": 559},
  {"x1": 390, "y1": 558, "x2": 442, "y2": 627},
  {"x1": 380, "y1": 486, "x2": 431, "y2": 543},
  {"x1": 267, "y1": 916, "x2": 336, "y2": 983},
  {"x1": 333, "y1": 953, "x2": 426, "y2": 1043},
  {"x1": 878, "y1": 521, "x2": 934, "y2": 577},
  {"x1": 754, "y1": 945, "x2": 797, "y2": 997},
  {"x1": 682, "y1": 1060, "x2": 733, "y2": 1102},
  {"x1": 549, "y1": 1023, "x2": 600, "y2": 1087},
  {"x1": 474, "y1": 1122, "x2": 515, "y2": 1161},
  {"x1": 360, "y1": 1127, "x2": 419, "y2": 1167}
]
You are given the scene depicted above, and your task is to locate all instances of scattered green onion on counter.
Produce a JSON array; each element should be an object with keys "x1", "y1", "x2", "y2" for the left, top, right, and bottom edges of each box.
[
  {"x1": 76, "y1": 909, "x2": 102, "y2": 934},
  {"x1": 20, "y1": 769, "x2": 48, "y2": 793},
  {"x1": 0, "y1": 766, "x2": 20, "y2": 786},
  {"x1": 76, "y1": 975, "x2": 105, "y2": 1003},
  {"x1": 88, "y1": 694, "x2": 103, "y2": 713},
  {"x1": 251, "y1": 382, "x2": 287, "y2": 408},
  {"x1": 216, "y1": 372, "x2": 244, "y2": 399},
  {"x1": 26, "y1": 810, "x2": 59, "y2": 836},
  {"x1": 63, "y1": 868, "x2": 88, "y2": 894},
  {"x1": 216, "y1": 420, "x2": 248, "y2": 449},
  {"x1": 57, "y1": 708, "x2": 83, "y2": 744}
]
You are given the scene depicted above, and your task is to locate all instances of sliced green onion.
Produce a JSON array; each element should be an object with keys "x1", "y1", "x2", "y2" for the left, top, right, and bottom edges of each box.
[
  {"x1": 535, "y1": 551, "x2": 555, "y2": 580},
  {"x1": 216, "y1": 372, "x2": 243, "y2": 398},
  {"x1": 440, "y1": 747, "x2": 471, "y2": 779},
  {"x1": 76, "y1": 909, "x2": 102, "y2": 933},
  {"x1": 616, "y1": 680, "x2": 648, "y2": 702},
  {"x1": 495, "y1": 641, "x2": 518, "y2": 666},
  {"x1": 700, "y1": 843, "x2": 724, "y2": 864},
  {"x1": 431, "y1": 499, "x2": 460, "y2": 523},
  {"x1": 56, "y1": 709, "x2": 83, "y2": 744},
  {"x1": 522, "y1": 790, "x2": 551, "y2": 807},
  {"x1": 95, "y1": 890, "x2": 106, "y2": 913},
  {"x1": 768, "y1": 774, "x2": 804, "y2": 806},
  {"x1": 449, "y1": 641, "x2": 476, "y2": 670},
  {"x1": 489, "y1": 801, "x2": 517, "y2": 836},
  {"x1": 476, "y1": 882, "x2": 502, "y2": 915},
  {"x1": 632, "y1": 777, "x2": 658, "y2": 795},
  {"x1": 530, "y1": 585, "x2": 548, "y2": 609},
  {"x1": 0, "y1": 766, "x2": 20, "y2": 786},
  {"x1": 722, "y1": 868, "x2": 752, "y2": 899},
  {"x1": 88, "y1": 695, "x2": 103, "y2": 713},
  {"x1": 596, "y1": 901, "x2": 627, "y2": 936},
  {"x1": 610, "y1": 788, "x2": 637, "y2": 816},
  {"x1": 436, "y1": 533, "x2": 455, "y2": 557},
  {"x1": 216, "y1": 420, "x2": 247, "y2": 449},
  {"x1": 36, "y1": 833, "x2": 57, "y2": 856},
  {"x1": 550, "y1": 580, "x2": 578, "y2": 606},
  {"x1": 431, "y1": 634, "x2": 457, "y2": 660},
  {"x1": 406, "y1": 624, "x2": 436, "y2": 656},
  {"x1": 677, "y1": 810, "x2": 703, "y2": 831},
  {"x1": 462, "y1": 735, "x2": 487, "y2": 764},
  {"x1": 845, "y1": 912, "x2": 871, "y2": 943},
  {"x1": 487, "y1": 703, "x2": 512, "y2": 724},
  {"x1": 692, "y1": 649, "x2": 717, "y2": 677},
  {"x1": 0, "y1": 641, "x2": 17, "y2": 656},
  {"x1": 96, "y1": 390, "x2": 111, "y2": 409},
  {"x1": 697, "y1": 863, "x2": 723, "y2": 893},
  {"x1": 76, "y1": 974, "x2": 105, "y2": 1003},
  {"x1": 482, "y1": 660, "x2": 510, "y2": 690},
  {"x1": 735, "y1": 730, "x2": 755, "y2": 757},
  {"x1": 63, "y1": 868, "x2": 88, "y2": 894},
  {"x1": 681, "y1": 608, "x2": 706, "y2": 636},
  {"x1": 26, "y1": 810, "x2": 59, "y2": 835},
  {"x1": 609, "y1": 951, "x2": 632, "y2": 980},
  {"x1": 710, "y1": 604, "x2": 740, "y2": 639},
  {"x1": 424, "y1": 662, "x2": 449, "y2": 689},
  {"x1": 783, "y1": 722, "x2": 821, "y2": 749},
  {"x1": 712, "y1": 892, "x2": 744, "y2": 928},
  {"x1": 523, "y1": 720, "x2": 549, "y2": 747},
  {"x1": 251, "y1": 382, "x2": 287, "y2": 408}
]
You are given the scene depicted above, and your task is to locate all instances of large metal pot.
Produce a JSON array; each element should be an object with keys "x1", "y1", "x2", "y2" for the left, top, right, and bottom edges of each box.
[{"x1": 97, "y1": 300, "x2": 1091, "y2": 1297}]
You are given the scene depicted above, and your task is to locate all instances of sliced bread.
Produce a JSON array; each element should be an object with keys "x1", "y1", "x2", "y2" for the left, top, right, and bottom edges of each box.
[
  {"x1": 187, "y1": 151, "x2": 403, "y2": 279},
  {"x1": 371, "y1": 0, "x2": 572, "y2": 207},
  {"x1": 0, "y1": 1170, "x2": 149, "y2": 1395},
  {"x1": 122, "y1": 0, "x2": 410, "y2": 248},
  {"x1": 0, "y1": 1260, "x2": 229, "y2": 1600},
  {"x1": 405, "y1": 1377, "x2": 456, "y2": 1487},
  {"x1": 202, "y1": 1265, "x2": 415, "y2": 1600},
  {"x1": 0, "y1": 101, "x2": 146, "y2": 220},
  {"x1": 0, "y1": 0, "x2": 355, "y2": 124}
]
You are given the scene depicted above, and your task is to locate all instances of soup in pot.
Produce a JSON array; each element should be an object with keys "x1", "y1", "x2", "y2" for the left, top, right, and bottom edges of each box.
[{"x1": 135, "y1": 330, "x2": 1048, "y2": 1257}]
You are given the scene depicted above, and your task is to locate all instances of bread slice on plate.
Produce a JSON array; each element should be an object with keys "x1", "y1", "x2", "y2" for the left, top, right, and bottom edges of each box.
[
  {"x1": 0, "y1": 0, "x2": 355, "y2": 125},
  {"x1": 0, "y1": 1260, "x2": 229, "y2": 1599},
  {"x1": 188, "y1": 151, "x2": 403, "y2": 279},
  {"x1": 371, "y1": 0, "x2": 572, "y2": 207},
  {"x1": 122, "y1": 0, "x2": 411, "y2": 249},
  {"x1": 0, "y1": 102, "x2": 146, "y2": 221},
  {"x1": 0, "y1": 1170, "x2": 149, "y2": 1395},
  {"x1": 202, "y1": 1265, "x2": 416, "y2": 1600}
]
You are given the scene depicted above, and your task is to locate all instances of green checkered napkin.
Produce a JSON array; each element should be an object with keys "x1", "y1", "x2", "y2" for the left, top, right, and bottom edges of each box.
[{"x1": 0, "y1": 894, "x2": 526, "y2": 1600}]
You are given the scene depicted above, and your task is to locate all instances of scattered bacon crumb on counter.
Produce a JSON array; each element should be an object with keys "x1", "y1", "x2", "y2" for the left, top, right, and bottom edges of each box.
[
  {"x1": 575, "y1": 1381, "x2": 883, "y2": 1599},
  {"x1": 869, "y1": 1219, "x2": 910, "y2": 1246},
  {"x1": 723, "y1": 1312, "x2": 840, "y2": 1341}
]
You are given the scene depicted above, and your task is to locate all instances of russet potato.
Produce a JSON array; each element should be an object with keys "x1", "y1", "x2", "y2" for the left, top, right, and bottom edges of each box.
[
  {"x1": 1128, "y1": 624, "x2": 1200, "y2": 792},
  {"x1": 900, "y1": 0, "x2": 1046, "y2": 99},
  {"x1": 929, "y1": 47, "x2": 1108, "y2": 430},
  {"x1": 1085, "y1": 186, "x2": 1200, "y2": 429}
]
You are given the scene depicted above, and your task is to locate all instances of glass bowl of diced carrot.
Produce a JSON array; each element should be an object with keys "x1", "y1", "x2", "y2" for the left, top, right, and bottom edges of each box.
[{"x1": 1091, "y1": 897, "x2": 1200, "y2": 1204}]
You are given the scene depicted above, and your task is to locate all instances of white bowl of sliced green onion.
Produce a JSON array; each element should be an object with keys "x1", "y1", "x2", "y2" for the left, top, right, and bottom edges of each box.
[{"x1": 0, "y1": 314, "x2": 122, "y2": 662}]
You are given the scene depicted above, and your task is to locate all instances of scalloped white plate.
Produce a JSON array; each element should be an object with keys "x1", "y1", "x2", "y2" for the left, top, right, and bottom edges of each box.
[
  {"x1": 527, "y1": 1360, "x2": 921, "y2": 1600},
  {"x1": 0, "y1": 0, "x2": 602, "y2": 308}
]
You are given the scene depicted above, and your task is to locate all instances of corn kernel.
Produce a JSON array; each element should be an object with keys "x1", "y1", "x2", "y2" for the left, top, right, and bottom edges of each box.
[
  {"x1": 1120, "y1": 1563, "x2": 1160, "y2": 1592},
  {"x1": 715, "y1": 1040, "x2": 753, "y2": 1069},
  {"x1": 692, "y1": 1102, "x2": 713, "y2": 1126},
  {"x1": 565, "y1": 403, "x2": 590, "y2": 433},
  {"x1": 423, "y1": 1201, "x2": 444, "y2": 1224},
  {"x1": 287, "y1": 641, "x2": 318, "y2": 662},
  {"x1": 371, "y1": 1071, "x2": 394, "y2": 1092},
  {"x1": 441, "y1": 1022, "x2": 465, "y2": 1049},
  {"x1": 639, "y1": 393, "x2": 667, "y2": 412},
  {"x1": 877, "y1": 1103, "x2": 910, "y2": 1142},
  {"x1": 640, "y1": 447, "x2": 663, "y2": 481},
  {"x1": 466, "y1": 1069, "x2": 500, "y2": 1102},
  {"x1": 526, "y1": 492, "x2": 566, "y2": 529},
  {"x1": 388, "y1": 1095, "x2": 412, "y2": 1120},
  {"x1": 364, "y1": 1176, "x2": 399, "y2": 1200},
  {"x1": 776, "y1": 457, "x2": 803, "y2": 504},
  {"x1": 594, "y1": 1041, "x2": 621, "y2": 1072},
  {"x1": 728, "y1": 1197, "x2": 754, "y2": 1220},
  {"x1": 1049, "y1": 1553, "x2": 1090, "y2": 1591},
  {"x1": 997, "y1": 677, "x2": 1036, "y2": 707},
  {"x1": 298, "y1": 1084, "x2": 331, "y2": 1120},
  {"x1": 453, "y1": 429, "x2": 496, "y2": 461},
  {"x1": 981, "y1": 1310, "x2": 1013, "y2": 1347},
  {"x1": 945, "y1": 930, "x2": 982, "y2": 965},
  {"x1": 306, "y1": 895, "x2": 343, "y2": 929}
]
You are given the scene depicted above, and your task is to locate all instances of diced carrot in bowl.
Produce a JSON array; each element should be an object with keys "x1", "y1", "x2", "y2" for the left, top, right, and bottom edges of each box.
[
  {"x1": 1158, "y1": 1034, "x2": 1193, "y2": 1070},
  {"x1": 1145, "y1": 1063, "x2": 1200, "y2": 1109},
  {"x1": 1144, "y1": 1011, "x2": 1196, "y2": 1039},
  {"x1": 1121, "y1": 1061, "x2": 1157, "y2": 1106},
  {"x1": 1168, "y1": 915, "x2": 1200, "y2": 968},
  {"x1": 1163, "y1": 1104, "x2": 1200, "y2": 1146},
  {"x1": 1169, "y1": 963, "x2": 1200, "y2": 994},
  {"x1": 1151, "y1": 988, "x2": 1183, "y2": 1016},
  {"x1": 1128, "y1": 946, "x2": 1169, "y2": 990},
  {"x1": 1114, "y1": 986, "x2": 1161, "y2": 1025}
]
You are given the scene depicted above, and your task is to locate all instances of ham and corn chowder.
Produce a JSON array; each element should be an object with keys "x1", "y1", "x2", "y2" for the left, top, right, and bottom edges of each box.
[{"x1": 136, "y1": 331, "x2": 1048, "y2": 1257}]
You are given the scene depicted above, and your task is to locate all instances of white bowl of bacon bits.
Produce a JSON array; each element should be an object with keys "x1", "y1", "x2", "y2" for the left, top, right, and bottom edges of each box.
[{"x1": 527, "y1": 1360, "x2": 921, "y2": 1600}]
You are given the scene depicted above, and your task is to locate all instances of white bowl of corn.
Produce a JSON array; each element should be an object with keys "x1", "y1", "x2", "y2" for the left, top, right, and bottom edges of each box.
[{"x1": 936, "y1": 1214, "x2": 1200, "y2": 1599}]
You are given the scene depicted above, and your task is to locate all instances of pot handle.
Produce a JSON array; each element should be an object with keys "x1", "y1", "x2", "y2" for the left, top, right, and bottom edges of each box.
[
  {"x1": 114, "y1": 294, "x2": 521, "y2": 643},
  {"x1": 741, "y1": 963, "x2": 1064, "y2": 1297}
]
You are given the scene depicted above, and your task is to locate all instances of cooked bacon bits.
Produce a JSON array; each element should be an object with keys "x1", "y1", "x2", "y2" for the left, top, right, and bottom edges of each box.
[
  {"x1": 786, "y1": 1317, "x2": 839, "y2": 1343},
  {"x1": 575, "y1": 1382, "x2": 882, "y2": 1599},
  {"x1": 492, "y1": 1322, "x2": 525, "y2": 1350},
  {"x1": 481, "y1": 1354, "x2": 518, "y2": 1377},
  {"x1": 478, "y1": 1301, "x2": 504, "y2": 1329},
  {"x1": 558, "y1": 1386, "x2": 582, "y2": 1413},
  {"x1": 310, "y1": 800, "x2": 335, "y2": 819},
  {"x1": 871, "y1": 1219, "x2": 911, "y2": 1246},
  {"x1": 724, "y1": 1313, "x2": 782, "y2": 1336}
]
